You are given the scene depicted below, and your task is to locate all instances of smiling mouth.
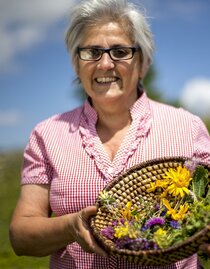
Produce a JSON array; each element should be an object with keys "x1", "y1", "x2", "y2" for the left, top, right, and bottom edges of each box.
[{"x1": 95, "y1": 77, "x2": 119, "y2": 83}]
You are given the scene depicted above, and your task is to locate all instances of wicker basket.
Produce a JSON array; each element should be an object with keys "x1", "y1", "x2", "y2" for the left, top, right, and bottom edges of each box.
[{"x1": 90, "y1": 157, "x2": 210, "y2": 266}]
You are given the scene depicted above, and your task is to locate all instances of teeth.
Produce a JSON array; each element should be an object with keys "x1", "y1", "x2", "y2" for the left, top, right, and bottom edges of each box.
[{"x1": 96, "y1": 77, "x2": 117, "y2": 83}]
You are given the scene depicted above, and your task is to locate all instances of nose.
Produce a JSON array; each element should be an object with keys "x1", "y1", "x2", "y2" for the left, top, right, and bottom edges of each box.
[{"x1": 97, "y1": 52, "x2": 115, "y2": 70}]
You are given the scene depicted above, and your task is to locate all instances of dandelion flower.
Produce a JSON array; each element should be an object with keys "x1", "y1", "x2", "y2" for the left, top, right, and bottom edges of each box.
[{"x1": 163, "y1": 166, "x2": 192, "y2": 197}]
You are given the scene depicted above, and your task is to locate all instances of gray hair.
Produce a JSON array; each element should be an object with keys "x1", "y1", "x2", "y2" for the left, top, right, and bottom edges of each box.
[{"x1": 65, "y1": 0, "x2": 154, "y2": 70}]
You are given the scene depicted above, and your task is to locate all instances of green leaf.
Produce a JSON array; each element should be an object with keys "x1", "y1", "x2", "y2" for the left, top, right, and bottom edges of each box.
[
  {"x1": 192, "y1": 166, "x2": 209, "y2": 198},
  {"x1": 204, "y1": 187, "x2": 210, "y2": 205}
]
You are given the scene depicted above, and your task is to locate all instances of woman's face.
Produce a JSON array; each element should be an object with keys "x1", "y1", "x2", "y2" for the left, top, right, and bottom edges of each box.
[{"x1": 76, "y1": 22, "x2": 143, "y2": 108}]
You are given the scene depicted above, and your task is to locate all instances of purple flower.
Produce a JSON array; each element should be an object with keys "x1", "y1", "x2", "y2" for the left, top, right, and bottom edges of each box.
[
  {"x1": 101, "y1": 226, "x2": 115, "y2": 239},
  {"x1": 160, "y1": 208, "x2": 167, "y2": 217},
  {"x1": 154, "y1": 204, "x2": 160, "y2": 211},
  {"x1": 184, "y1": 157, "x2": 201, "y2": 176},
  {"x1": 112, "y1": 221, "x2": 119, "y2": 226},
  {"x1": 144, "y1": 217, "x2": 165, "y2": 229},
  {"x1": 115, "y1": 237, "x2": 159, "y2": 251},
  {"x1": 112, "y1": 219, "x2": 125, "y2": 226},
  {"x1": 169, "y1": 221, "x2": 181, "y2": 229}
]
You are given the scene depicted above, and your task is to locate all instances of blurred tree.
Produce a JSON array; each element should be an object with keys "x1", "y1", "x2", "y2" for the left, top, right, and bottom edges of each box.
[
  {"x1": 143, "y1": 65, "x2": 162, "y2": 101},
  {"x1": 203, "y1": 118, "x2": 210, "y2": 133}
]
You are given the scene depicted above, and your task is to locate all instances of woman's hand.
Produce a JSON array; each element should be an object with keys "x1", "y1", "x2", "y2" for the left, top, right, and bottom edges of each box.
[
  {"x1": 10, "y1": 184, "x2": 107, "y2": 257},
  {"x1": 70, "y1": 206, "x2": 107, "y2": 257},
  {"x1": 199, "y1": 243, "x2": 210, "y2": 257}
]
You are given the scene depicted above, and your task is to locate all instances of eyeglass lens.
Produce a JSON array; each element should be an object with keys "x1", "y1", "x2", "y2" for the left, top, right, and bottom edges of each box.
[{"x1": 79, "y1": 47, "x2": 136, "y2": 61}]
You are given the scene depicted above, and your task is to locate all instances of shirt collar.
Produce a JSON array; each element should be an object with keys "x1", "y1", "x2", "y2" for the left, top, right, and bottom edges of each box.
[
  {"x1": 81, "y1": 90, "x2": 151, "y2": 128},
  {"x1": 130, "y1": 91, "x2": 151, "y2": 120}
]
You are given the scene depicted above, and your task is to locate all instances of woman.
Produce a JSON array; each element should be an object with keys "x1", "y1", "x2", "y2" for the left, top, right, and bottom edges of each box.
[{"x1": 9, "y1": 0, "x2": 210, "y2": 268}]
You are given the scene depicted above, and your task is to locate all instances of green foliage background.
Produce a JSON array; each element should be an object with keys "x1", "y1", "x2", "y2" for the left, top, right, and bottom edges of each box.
[{"x1": 0, "y1": 152, "x2": 49, "y2": 268}]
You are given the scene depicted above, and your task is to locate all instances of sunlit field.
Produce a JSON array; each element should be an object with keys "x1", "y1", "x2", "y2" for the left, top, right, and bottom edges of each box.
[{"x1": 0, "y1": 151, "x2": 49, "y2": 268}]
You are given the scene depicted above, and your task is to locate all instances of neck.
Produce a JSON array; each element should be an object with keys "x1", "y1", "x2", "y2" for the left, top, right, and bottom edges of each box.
[{"x1": 96, "y1": 108, "x2": 132, "y2": 132}]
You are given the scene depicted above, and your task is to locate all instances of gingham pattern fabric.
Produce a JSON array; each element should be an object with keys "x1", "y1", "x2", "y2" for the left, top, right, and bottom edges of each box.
[{"x1": 22, "y1": 92, "x2": 210, "y2": 269}]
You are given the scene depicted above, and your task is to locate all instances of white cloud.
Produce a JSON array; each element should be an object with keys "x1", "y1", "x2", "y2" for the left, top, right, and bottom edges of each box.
[
  {"x1": 0, "y1": 0, "x2": 76, "y2": 74},
  {"x1": 137, "y1": 0, "x2": 207, "y2": 20},
  {"x1": 180, "y1": 78, "x2": 210, "y2": 117},
  {"x1": 0, "y1": 0, "x2": 207, "y2": 74},
  {"x1": 0, "y1": 25, "x2": 45, "y2": 73},
  {"x1": 0, "y1": 110, "x2": 23, "y2": 126}
]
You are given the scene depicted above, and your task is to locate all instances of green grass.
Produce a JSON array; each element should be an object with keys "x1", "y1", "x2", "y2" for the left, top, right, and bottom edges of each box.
[
  {"x1": 0, "y1": 151, "x2": 49, "y2": 269},
  {"x1": 0, "y1": 151, "x2": 210, "y2": 268}
]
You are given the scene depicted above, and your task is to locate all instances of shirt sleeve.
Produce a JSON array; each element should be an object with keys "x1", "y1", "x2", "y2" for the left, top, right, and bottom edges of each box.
[
  {"x1": 21, "y1": 122, "x2": 53, "y2": 185},
  {"x1": 192, "y1": 115, "x2": 210, "y2": 163}
]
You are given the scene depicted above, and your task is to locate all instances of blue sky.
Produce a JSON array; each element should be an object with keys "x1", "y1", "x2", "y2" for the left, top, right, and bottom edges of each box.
[{"x1": 0, "y1": 0, "x2": 210, "y2": 151}]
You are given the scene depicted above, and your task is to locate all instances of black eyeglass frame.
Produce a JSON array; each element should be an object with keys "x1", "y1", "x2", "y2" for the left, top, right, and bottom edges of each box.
[{"x1": 77, "y1": 46, "x2": 141, "y2": 61}]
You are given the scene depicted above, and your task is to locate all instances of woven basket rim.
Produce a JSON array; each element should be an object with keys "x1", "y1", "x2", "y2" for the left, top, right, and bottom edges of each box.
[
  {"x1": 92, "y1": 222, "x2": 210, "y2": 255},
  {"x1": 91, "y1": 156, "x2": 210, "y2": 262},
  {"x1": 103, "y1": 156, "x2": 210, "y2": 192}
]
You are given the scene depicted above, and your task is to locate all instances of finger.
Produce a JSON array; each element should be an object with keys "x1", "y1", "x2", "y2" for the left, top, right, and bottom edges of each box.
[
  {"x1": 78, "y1": 208, "x2": 107, "y2": 257},
  {"x1": 79, "y1": 206, "x2": 97, "y2": 229},
  {"x1": 200, "y1": 243, "x2": 210, "y2": 255},
  {"x1": 81, "y1": 206, "x2": 98, "y2": 220}
]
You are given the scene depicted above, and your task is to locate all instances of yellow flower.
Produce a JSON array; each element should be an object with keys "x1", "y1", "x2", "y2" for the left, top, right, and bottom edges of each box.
[
  {"x1": 172, "y1": 204, "x2": 189, "y2": 221},
  {"x1": 114, "y1": 221, "x2": 139, "y2": 239},
  {"x1": 163, "y1": 166, "x2": 192, "y2": 198},
  {"x1": 154, "y1": 228, "x2": 167, "y2": 236},
  {"x1": 162, "y1": 198, "x2": 189, "y2": 221},
  {"x1": 114, "y1": 222, "x2": 129, "y2": 238},
  {"x1": 153, "y1": 228, "x2": 169, "y2": 249},
  {"x1": 147, "y1": 182, "x2": 156, "y2": 192},
  {"x1": 121, "y1": 201, "x2": 139, "y2": 221},
  {"x1": 162, "y1": 198, "x2": 176, "y2": 214},
  {"x1": 147, "y1": 179, "x2": 170, "y2": 192},
  {"x1": 160, "y1": 189, "x2": 168, "y2": 198},
  {"x1": 121, "y1": 201, "x2": 132, "y2": 220}
]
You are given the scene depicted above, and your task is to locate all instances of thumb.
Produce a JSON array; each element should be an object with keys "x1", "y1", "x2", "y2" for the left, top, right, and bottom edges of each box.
[{"x1": 80, "y1": 206, "x2": 98, "y2": 222}]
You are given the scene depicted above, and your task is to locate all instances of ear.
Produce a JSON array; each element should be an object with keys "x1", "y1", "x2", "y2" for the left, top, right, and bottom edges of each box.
[{"x1": 139, "y1": 58, "x2": 151, "y2": 79}]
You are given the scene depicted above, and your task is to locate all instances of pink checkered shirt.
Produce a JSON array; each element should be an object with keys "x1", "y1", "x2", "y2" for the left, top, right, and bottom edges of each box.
[{"x1": 22, "y1": 92, "x2": 210, "y2": 269}]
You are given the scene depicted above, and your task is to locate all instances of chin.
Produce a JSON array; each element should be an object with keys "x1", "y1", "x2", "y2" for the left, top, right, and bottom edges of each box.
[{"x1": 96, "y1": 86, "x2": 123, "y2": 95}]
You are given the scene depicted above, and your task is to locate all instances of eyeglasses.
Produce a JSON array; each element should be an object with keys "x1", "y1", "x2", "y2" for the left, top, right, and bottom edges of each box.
[{"x1": 77, "y1": 46, "x2": 141, "y2": 61}]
